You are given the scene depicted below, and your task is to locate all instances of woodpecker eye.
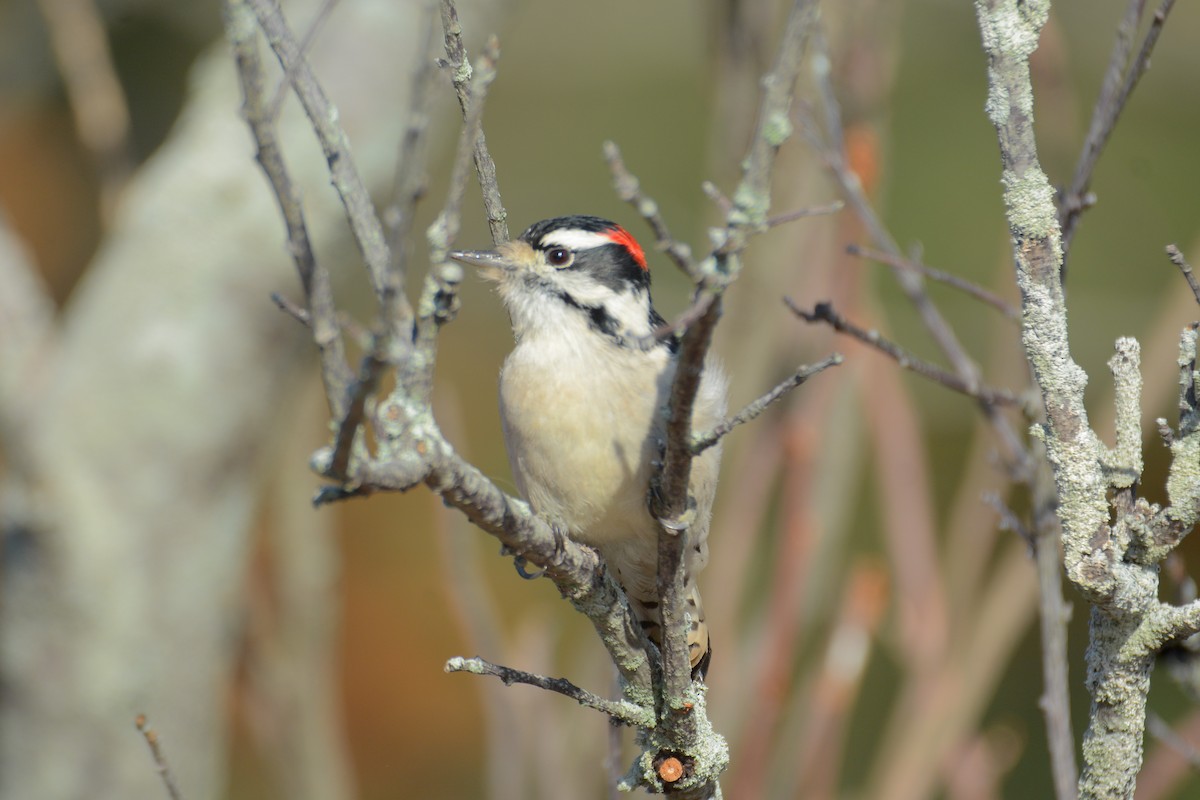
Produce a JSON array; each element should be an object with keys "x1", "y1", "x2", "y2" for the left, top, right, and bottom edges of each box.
[{"x1": 546, "y1": 247, "x2": 573, "y2": 268}]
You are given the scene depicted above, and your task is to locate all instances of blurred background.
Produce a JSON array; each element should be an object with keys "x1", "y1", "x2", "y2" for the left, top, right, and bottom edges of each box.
[{"x1": 2, "y1": 0, "x2": 1200, "y2": 798}]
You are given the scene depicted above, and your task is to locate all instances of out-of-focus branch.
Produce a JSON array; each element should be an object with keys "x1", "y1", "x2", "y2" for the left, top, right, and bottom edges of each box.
[
  {"x1": 1146, "y1": 714, "x2": 1200, "y2": 772},
  {"x1": 225, "y1": 0, "x2": 353, "y2": 421},
  {"x1": 385, "y1": 3, "x2": 440, "y2": 286},
  {"x1": 605, "y1": 141, "x2": 700, "y2": 279},
  {"x1": 846, "y1": 243, "x2": 1019, "y2": 320},
  {"x1": 34, "y1": 0, "x2": 132, "y2": 221},
  {"x1": 246, "y1": 0, "x2": 398, "y2": 313},
  {"x1": 266, "y1": 0, "x2": 343, "y2": 119},
  {"x1": 788, "y1": 299, "x2": 1020, "y2": 407},
  {"x1": 803, "y1": 25, "x2": 1028, "y2": 471},
  {"x1": 1058, "y1": 0, "x2": 1177, "y2": 266},
  {"x1": 134, "y1": 715, "x2": 183, "y2": 800}
]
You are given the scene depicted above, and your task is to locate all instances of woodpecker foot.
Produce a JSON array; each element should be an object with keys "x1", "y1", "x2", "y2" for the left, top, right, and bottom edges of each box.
[
  {"x1": 513, "y1": 555, "x2": 546, "y2": 580},
  {"x1": 549, "y1": 521, "x2": 569, "y2": 562}
]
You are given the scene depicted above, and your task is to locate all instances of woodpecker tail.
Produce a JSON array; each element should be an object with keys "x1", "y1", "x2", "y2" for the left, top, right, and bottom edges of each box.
[
  {"x1": 685, "y1": 583, "x2": 712, "y2": 681},
  {"x1": 628, "y1": 582, "x2": 711, "y2": 681}
]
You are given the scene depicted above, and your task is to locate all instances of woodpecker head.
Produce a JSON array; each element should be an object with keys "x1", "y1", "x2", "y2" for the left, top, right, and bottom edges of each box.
[{"x1": 450, "y1": 215, "x2": 668, "y2": 346}]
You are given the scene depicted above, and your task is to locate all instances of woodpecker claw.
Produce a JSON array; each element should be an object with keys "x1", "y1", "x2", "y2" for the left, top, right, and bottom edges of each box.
[{"x1": 513, "y1": 555, "x2": 546, "y2": 580}]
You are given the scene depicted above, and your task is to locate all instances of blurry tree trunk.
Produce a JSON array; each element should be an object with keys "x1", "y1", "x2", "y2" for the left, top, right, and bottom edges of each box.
[{"x1": 0, "y1": 1, "x2": 444, "y2": 796}]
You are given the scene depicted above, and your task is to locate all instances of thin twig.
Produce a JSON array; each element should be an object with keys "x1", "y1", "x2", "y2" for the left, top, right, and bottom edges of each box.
[
  {"x1": 787, "y1": 299, "x2": 1020, "y2": 406},
  {"x1": 1060, "y1": 0, "x2": 1177, "y2": 264},
  {"x1": 415, "y1": 37, "x2": 499, "y2": 396},
  {"x1": 1028, "y1": 453, "x2": 1080, "y2": 800},
  {"x1": 385, "y1": 2, "x2": 440, "y2": 290},
  {"x1": 604, "y1": 141, "x2": 699, "y2": 279},
  {"x1": 270, "y1": 291, "x2": 310, "y2": 325},
  {"x1": 1167, "y1": 245, "x2": 1200, "y2": 306},
  {"x1": 984, "y1": 492, "x2": 1035, "y2": 550},
  {"x1": 621, "y1": 293, "x2": 714, "y2": 352},
  {"x1": 444, "y1": 656, "x2": 655, "y2": 728},
  {"x1": 692, "y1": 354, "x2": 843, "y2": 455},
  {"x1": 247, "y1": 0, "x2": 398, "y2": 308},
  {"x1": 701, "y1": 181, "x2": 732, "y2": 215},
  {"x1": 134, "y1": 715, "x2": 183, "y2": 800},
  {"x1": 766, "y1": 200, "x2": 844, "y2": 228},
  {"x1": 266, "y1": 0, "x2": 342, "y2": 120},
  {"x1": 653, "y1": 294, "x2": 714, "y2": 343},
  {"x1": 328, "y1": 344, "x2": 388, "y2": 480},
  {"x1": 425, "y1": 37, "x2": 500, "y2": 262},
  {"x1": 804, "y1": 28, "x2": 1030, "y2": 466},
  {"x1": 440, "y1": 0, "x2": 508, "y2": 244},
  {"x1": 225, "y1": 0, "x2": 354, "y2": 418},
  {"x1": 847, "y1": 243, "x2": 1019, "y2": 319}
]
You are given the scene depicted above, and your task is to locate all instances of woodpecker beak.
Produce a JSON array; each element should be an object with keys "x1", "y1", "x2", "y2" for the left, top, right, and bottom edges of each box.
[
  {"x1": 449, "y1": 248, "x2": 517, "y2": 283},
  {"x1": 448, "y1": 249, "x2": 509, "y2": 270}
]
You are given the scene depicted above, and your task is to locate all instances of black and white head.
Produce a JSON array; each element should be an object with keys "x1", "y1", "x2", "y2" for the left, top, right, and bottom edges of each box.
[{"x1": 450, "y1": 215, "x2": 668, "y2": 346}]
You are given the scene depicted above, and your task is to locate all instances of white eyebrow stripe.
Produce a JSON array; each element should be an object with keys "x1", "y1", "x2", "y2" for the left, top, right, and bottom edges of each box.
[{"x1": 538, "y1": 229, "x2": 613, "y2": 251}]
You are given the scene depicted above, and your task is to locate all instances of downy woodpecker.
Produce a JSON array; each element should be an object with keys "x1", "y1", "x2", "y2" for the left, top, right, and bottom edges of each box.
[{"x1": 451, "y1": 215, "x2": 726, "y2": 677}]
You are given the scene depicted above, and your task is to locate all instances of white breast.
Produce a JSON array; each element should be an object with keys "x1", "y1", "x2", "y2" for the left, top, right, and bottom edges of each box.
[{"x1": 498, "y1": 306, "x2": 673, "y2": 547}]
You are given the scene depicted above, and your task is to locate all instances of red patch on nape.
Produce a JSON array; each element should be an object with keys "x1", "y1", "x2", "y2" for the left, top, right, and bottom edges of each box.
[{"x1": 605, "y1": 226, "x2": 648, "y2": 271}]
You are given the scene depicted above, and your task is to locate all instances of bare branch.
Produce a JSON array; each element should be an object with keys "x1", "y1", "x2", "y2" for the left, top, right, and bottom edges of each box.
[
  {"x1": 846, "y1": 243, "x2": 1019, "y2": 320},
  {"x1": 225, "y1": 0, "x2": 354, "y2": 418},
  {"x1": 765, "y1": 200, "x2": 843, "y2": 228},
  {"x1": 246, "y1": 0, "x2": 397, "y2": 311},
  {"x1": 700, "y1": 181, "x2": 732, "y2": 216},
  {"x1": 984, "y1": 492, "x2": 1035, "y2": 550},
  {"x1": 650, "y1": 293, "x2": 714, "y2": 345},
  {"x1": 645, "y1": 3, "x2": 820, "y2": 794},
  {"x1": 604, "y1": 140, "x2": 699, "y2": 279},
  {"x1": 328, "y1": 346, "x2": 388, "y2": 481},
  {"x1": 440, "y1": 0, "x2": 509, "y2": 244},
  {"x1": 385, "y1": 3, "x2": 440, "y2": 285},
  {"x1": 265, "y1": 0, "x2": 342, "y2": 120},
  {"x1": 134, "y1": 715, "x2": 183, "y2": 800},
  {"x1": 691, "y1": 354, "x2": 843, "y2": 456},
  {"x1": 788, "y1": 299, "x2": 1020, "y2": 406},
  {"x1": 426, "y1": 36, "x2": 500, "y2": 261},
  {"x1": 654, "y1": 291, "x2": 722, "y2": 703},
  {"x1": 1060, "y1": 0, "x2": 1177, "y2": 263},
  {"x1": 804, "y1": 28, "x2": 1005, "y2": 428},
  {"x1": 1167, "y1": 245, "x2": 1200, "y2": 307},
  {"x1": 270, "y1": 291, "x2": 310, "y2": 325},
  {"x1": 1104, "y1": 338, "x2": 1144, "y2": 491},
  {"x1": 803, "y1": 6, "x2": 1034, "y2": 481},
  {"x1": 416, "y1": 429, "x2": 654, "y2": 693},
  {"x1": 445, "y1": 656, "x2": 654, "y2": 728}
]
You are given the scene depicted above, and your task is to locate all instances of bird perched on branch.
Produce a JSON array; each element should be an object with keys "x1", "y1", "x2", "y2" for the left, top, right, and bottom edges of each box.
[{"x1": 451, "y1": 215, "x2": 726, "y2": 678}]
